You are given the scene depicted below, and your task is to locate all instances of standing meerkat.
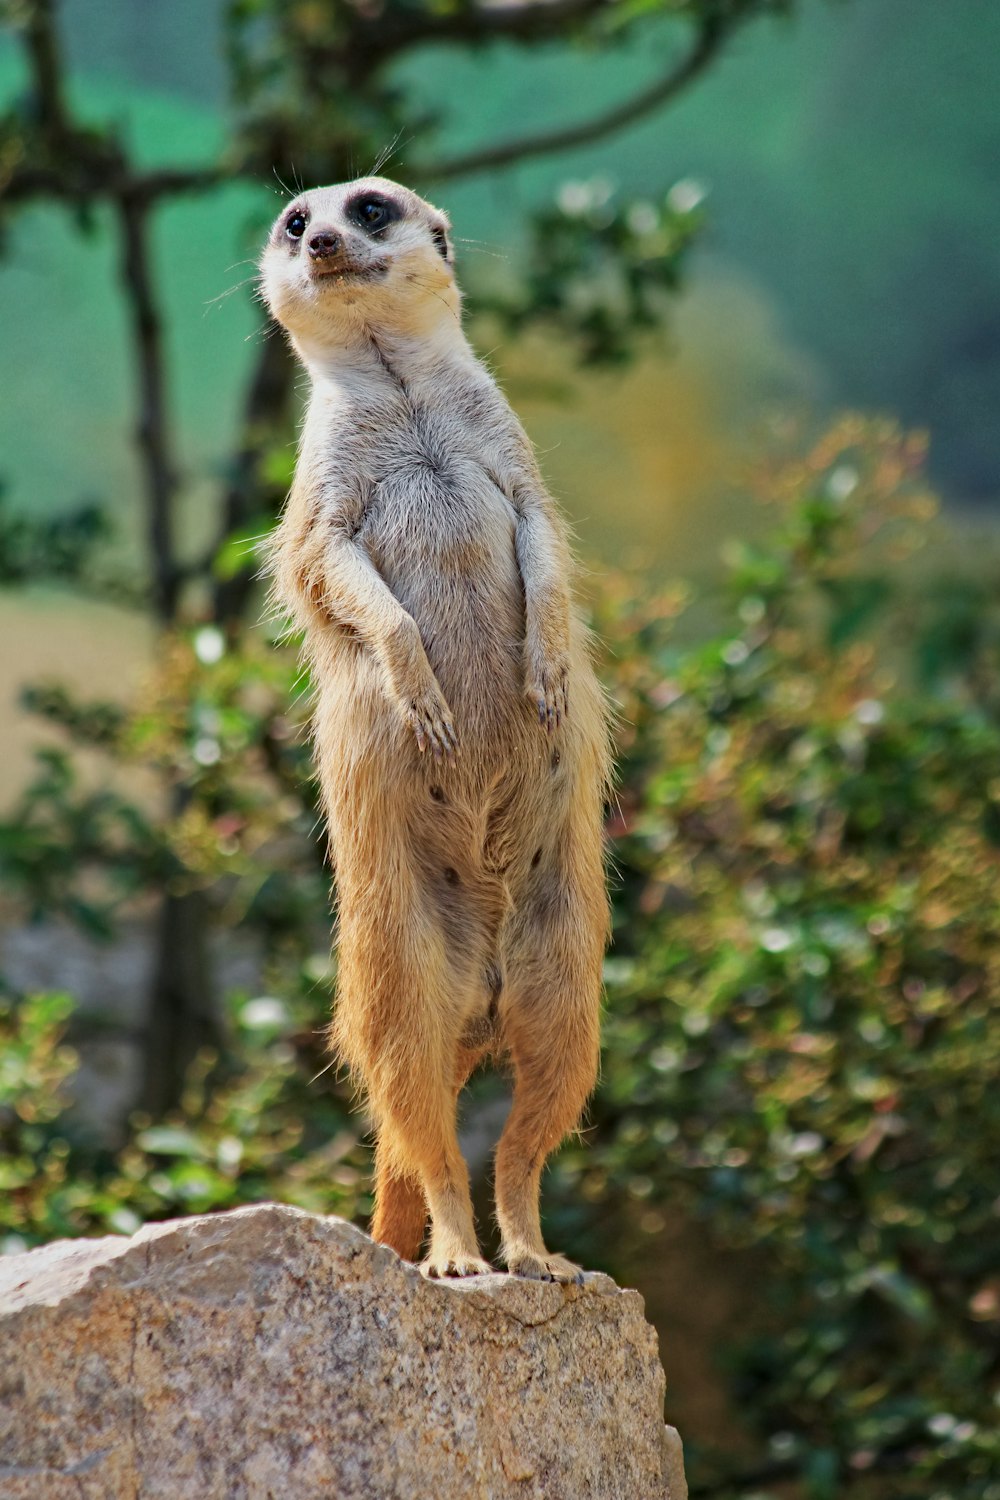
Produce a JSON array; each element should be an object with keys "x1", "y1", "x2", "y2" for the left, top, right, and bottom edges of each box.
[{"x1": 260, "y1": 176, "x2": 611, "y2": 1281}]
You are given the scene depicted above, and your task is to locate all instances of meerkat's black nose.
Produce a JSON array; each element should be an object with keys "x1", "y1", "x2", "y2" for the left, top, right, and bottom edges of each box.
[{"x1": 308, "y1": 231, "x2": 341, "y2": 260}]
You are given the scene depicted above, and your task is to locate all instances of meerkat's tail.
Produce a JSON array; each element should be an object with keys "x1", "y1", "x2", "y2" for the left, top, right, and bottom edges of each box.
[{"x1": 371, "y1": 1142, "x2": 427, "y2": 1261}]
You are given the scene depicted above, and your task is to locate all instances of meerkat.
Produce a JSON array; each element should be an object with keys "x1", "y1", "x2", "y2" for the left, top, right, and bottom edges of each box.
[{"x1": 260, "y1": 176, "x2": 611, "y2": 1282}]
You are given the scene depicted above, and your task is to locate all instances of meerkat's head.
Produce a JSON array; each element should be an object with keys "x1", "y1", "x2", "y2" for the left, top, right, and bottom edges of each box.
[{"x1": 259, "y1": 176, "x2": 459, "y2": 356}]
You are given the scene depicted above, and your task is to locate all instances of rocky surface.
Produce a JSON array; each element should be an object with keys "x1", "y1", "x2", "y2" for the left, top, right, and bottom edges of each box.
[{"x1": 0, "y1": 1203, "x2": 685, "y2": 1500}]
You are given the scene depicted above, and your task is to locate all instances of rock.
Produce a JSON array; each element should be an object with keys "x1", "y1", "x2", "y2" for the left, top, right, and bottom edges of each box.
[{"x1": 0, "y1": 1203, "x2": 685, "y2": 1500}]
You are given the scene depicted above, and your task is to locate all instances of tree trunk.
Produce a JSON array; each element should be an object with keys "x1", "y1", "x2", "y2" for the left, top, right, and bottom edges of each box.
[
  {"x1": 139, "y1": 887, "x2": 218, "y2": 1118},
  {"x1": 213, "y1": 333, "x2": 296, "y2": 630}
]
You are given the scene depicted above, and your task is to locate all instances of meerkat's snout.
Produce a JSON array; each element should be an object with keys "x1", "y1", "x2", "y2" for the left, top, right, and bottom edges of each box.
[
  {"x1": 303, "y1": 225, "x2": 368, "y2": 281},
  {"x1": 307, "y1": 229, "x2": 343, "y2": 262}
]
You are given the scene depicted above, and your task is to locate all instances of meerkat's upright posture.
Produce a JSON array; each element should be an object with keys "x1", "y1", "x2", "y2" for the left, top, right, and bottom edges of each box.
[{"x1": 261, "y1": 177, "x2": 611, "y2": 1281}]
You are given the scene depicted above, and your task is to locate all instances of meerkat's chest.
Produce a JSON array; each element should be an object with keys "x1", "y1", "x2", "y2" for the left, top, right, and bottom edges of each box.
[{"x1": 351, "y1": 407, "x2": 519, "y2": 565}]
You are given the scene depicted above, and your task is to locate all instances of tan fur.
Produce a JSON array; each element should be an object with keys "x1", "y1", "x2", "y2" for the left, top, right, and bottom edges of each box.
[{"x1": 260, "y1": 177, "x2": 611, "y2": 1281}]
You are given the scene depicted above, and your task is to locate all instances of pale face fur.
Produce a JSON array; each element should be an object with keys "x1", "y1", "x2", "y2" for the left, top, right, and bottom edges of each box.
[
  {"x1": 263, "y1": 177, "x2": 611, "y2": 1284},
  {"x1": 259, "y1": 176, "x2": 460, "y2": 365}
]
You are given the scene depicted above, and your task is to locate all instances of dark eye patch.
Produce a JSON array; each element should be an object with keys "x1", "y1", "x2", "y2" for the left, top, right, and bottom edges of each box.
[
  {"x1": 345, "y1": 192, "x2": 402, "y2": 236},
  {"x1": 430, "y1": 224, "x2": 450, "y2": 260}
]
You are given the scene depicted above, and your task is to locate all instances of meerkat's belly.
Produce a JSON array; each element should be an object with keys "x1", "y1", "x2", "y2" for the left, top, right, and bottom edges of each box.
[{"x1": 359, "y1": 452, "x2": 526, "y2": 721}]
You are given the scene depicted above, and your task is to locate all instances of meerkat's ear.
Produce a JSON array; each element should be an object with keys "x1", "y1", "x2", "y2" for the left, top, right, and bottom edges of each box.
[{"x1": 429, "y1": 213, "x2": 453, "y2": 264}]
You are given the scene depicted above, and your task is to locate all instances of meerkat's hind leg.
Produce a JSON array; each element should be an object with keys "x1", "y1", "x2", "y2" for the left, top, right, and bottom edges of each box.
[
  {"x1": 370, "y1": 1037, "x2": 493, "y2": 1279},
  {"x1": 336, "y1": 905, "x2": 492, "y2": 1278},
  {"x1": 369, "y1": 1086, "x2": 492, "y2": 1279},
  {"x1": 371, "y1": 1080, "x2": 493, "y2": 1279},
  {"x1": 493, "y1": 1015, "x2": 596, "y2": 1285},
  {"x1": 494, "y1": 982, "x2": 601, "y2": 1283},
  {"x1": 418, "y1": 1043, "x2": 495, "y2": 1279},
  {"x1": 419, "y1": 1137, "x2": 494, "y2": 1280},
  {"x1": 494, "y1": 852, "x2": 605, "y2": 1283}
]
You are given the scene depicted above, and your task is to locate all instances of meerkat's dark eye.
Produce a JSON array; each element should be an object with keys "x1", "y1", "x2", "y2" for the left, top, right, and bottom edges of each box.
[
  {"x1": 430, "y1": 224, "x2": 449, "y2": 260},
  {"x1": 285, "y1": 212, "x2": 307, "y2": 240},
  {"x1": 358, "y1": 200, "x2": 388, "y2": 229}
]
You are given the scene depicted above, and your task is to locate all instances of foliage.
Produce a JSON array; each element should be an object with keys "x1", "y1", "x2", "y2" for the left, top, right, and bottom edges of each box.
[
  {"x1": 0, "y1": 989, "x2": 77, "y2": 1251},
  {"x1": 560, "y1": 417, "x2": 1000, "y2": 1497},
  {"x1": 485, "y1": 175, "x2": 706, "y2": 364},
  {"x1": 2, "y1": 418, "x2": 998, "y2": 1497},
  {"x1": 0, "y1": 488, "x2": 111, "y2": 588},
  {"x1": 0, "y1": 626, "x2": 324, "y2": 940},
  {"x1": 0, "y1": 986, "x2": 367, "y2": 1250}
]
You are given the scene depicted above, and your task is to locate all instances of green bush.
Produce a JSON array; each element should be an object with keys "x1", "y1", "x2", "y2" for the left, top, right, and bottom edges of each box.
[
  {"x1": 0, "y1": 985, "x2": 368, "y2": 1249},
  {"x1": 565, "y1": 417, "x2": 1000, "y2": 1497}
]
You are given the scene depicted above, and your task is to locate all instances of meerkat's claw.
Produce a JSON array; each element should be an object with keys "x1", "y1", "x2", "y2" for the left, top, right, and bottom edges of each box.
[
  {"x1": 421, "y1": 1252, "x2": 494, "y2": 1279},
  {"x1": 526, "y1": 661, "x2": 569, "y2": 735},
  {"x1": 505, "y1": 1249, "x2": 585, "y2": 1285},
  {"x1": 405, "y1": 697, "x2": 458, "y2": 761}
]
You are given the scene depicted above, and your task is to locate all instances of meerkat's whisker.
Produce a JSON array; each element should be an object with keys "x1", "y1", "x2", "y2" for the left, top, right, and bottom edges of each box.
[
  {"x1": 244, "y1": 321, "x2": 281, "y2": 345},
  {"x1": 203, "y1": 276, "x2": 259, "y2": 312},
  {"x1": 272, "y1": 166, "x2": 296, "y2": 199},
  {"x1": 405, "y1": 273, "x2": 462, "y2": 325},
  {"x1": 452, "y1": 237, "x2": 509, "y2": 262},
  {"x1": 368, "y1": 128, "x2": 410, "y2": 178}
]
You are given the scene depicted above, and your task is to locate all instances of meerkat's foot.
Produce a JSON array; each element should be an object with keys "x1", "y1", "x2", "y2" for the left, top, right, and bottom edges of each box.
[
  {"x1": 504, "y1": 1248, "x2": 585, "y2": 1285},
  {"x1": 420, "y1": 1250, "x2": 494, "y2": 1279}
]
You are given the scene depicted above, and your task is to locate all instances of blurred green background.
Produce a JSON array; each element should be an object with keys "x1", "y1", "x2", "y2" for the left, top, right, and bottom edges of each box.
[
  {"x1": 3, "y1": 0, "x2": 1000, "y2": 558},
  {"x1": 1, "y1": 2, "x2": 999, "y2": 1497}
]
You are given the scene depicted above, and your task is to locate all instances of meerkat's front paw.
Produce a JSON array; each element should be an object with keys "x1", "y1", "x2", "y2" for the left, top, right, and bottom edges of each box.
[
  {"x1": 525, "y1": 656, "x2": 569, "y2": 734},
  {"x1": 402, "y1": 686, "x2": 459, "y2": 760},
  {"x1": 504, "y1": 1247, "x2": 585, "y2": 1285},
  {"x1": 383, "y1": 618, "x2": 458, "y2": 759}
]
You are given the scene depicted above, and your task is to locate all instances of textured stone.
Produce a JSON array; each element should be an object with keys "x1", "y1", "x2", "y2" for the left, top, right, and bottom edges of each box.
[{"x1": 0, "y1": 1203, "x2": 685, "y2": 1500}]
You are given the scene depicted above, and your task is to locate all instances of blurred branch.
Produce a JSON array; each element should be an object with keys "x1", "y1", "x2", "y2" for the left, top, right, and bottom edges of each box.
[
  {"x1": 0, "y1": 148, "x2": 223, "y2": 209},
  {"x1": 6, "y1": 2, "x2": 190, "y2": 621},
  {"x1": 1, "y1": 1, "x2": 221, "y2": 208},
  {"x1": 116, "y1": 190, "x2": 181, "y2": 625},
  {"x1": 20, "y1": 0, "x2": 71, "y2": 141},
  {"x1": 212, "y1": 331, "x2": 296, "y2": 630},
  {"x1": 136, "y1": 166, "x2": 224, "y2": 200},
  {"x1": 417, "y1": 17, "x2": 726, "y2": 182},
  {"x1": 349, "y1": 0, "x2": 620, "y2": 67}
]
